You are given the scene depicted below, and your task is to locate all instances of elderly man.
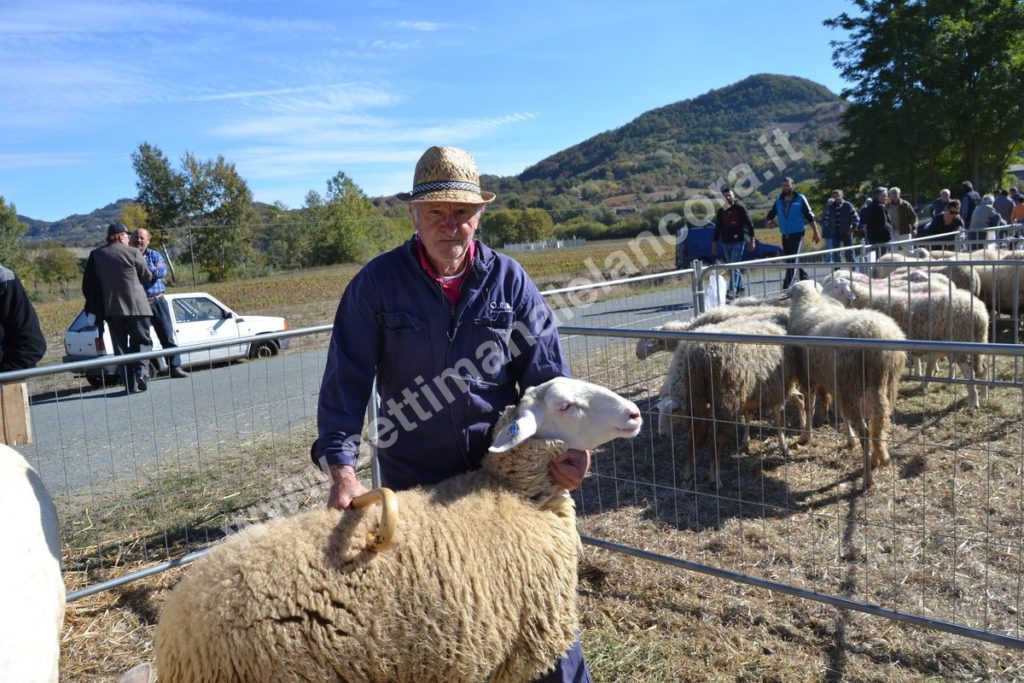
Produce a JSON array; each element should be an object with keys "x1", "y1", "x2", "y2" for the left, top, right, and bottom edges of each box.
[
  {"x1": 822, "y1": 189, "x2": 858, "y2": 263},
  {"x1": 82, "y1": 223, "x2": 153, "y2": 393},
  {"x1": 131, "y1": 228, "x2": 187, "y2": 378},
  {"x1": 312, "y1": 146, "x2": 592, "y2": 682},
  {"x1": 887, "y1": 186, "x2": 917, "y2": 236},
  {"x1": 931, "y1": 188, "x2": 951, "y2": 219},
  {"x1": 863, "y1": 187, "x2": 895, "y2": 256}
]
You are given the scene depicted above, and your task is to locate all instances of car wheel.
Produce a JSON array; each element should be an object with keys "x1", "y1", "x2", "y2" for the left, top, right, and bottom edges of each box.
[
  {"x1": 85, "y1": 375, "x2": 106, "y2": 389},
  {"x1": 249, "y1": 340, "x2": 278, "y2": 360}
]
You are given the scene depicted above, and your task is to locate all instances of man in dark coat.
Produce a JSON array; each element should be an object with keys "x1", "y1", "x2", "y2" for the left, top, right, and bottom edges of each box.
[
  {"x1": 82, "y1": 223, "x2": 154, "y2": 393},
  {"x1": 0, "y1": 265, "x2": 45, "y2": 372}
]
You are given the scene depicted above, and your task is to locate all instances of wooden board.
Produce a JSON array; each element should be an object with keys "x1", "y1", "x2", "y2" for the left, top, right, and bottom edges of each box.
[{"x1": 0, "y1": 382, "x2": 31, "y2": 445}]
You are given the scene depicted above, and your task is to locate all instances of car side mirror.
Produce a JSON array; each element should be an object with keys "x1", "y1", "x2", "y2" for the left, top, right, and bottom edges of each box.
[{"x1": 223, "y1": 310, "x2": 233, "y2": 319}]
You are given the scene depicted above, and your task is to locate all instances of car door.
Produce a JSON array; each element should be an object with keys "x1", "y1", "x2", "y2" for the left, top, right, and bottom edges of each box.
[{"x1": 170, "y1": 296, "x2": 243, "y2": 367}]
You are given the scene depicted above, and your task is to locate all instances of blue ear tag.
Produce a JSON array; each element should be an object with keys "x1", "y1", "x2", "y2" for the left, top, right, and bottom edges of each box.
[{"x1": 508, "y1": 421, "x2": 520, "y2": 437}]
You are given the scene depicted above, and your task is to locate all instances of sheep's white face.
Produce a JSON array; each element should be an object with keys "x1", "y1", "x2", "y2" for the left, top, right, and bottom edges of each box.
[{"x1": 490, "y1": 377, "x2": 642, "y2": 453}]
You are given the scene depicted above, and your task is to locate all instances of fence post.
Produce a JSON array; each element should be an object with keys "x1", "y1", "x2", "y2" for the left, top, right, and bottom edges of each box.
[{"x1": 692, "y1": 259, "x2": 705, "y2": 315}]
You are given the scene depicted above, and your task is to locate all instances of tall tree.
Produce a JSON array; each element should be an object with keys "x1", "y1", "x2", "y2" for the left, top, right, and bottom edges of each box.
[
  {"x1": 821, "y1": 0, "x2": 1024, "y2": 197},
  {"x1": 183, "y1": 153, "x2": 256, "y2": 281},
  {"x1": 0, "y1": 197, "x2": 30, "y2": 274},
  {"x1": 131, "y1": 144, "x2": 256, "y2": 280},
  {"x1": 131, "y1": 143, "x2": 184, "y2": 233}
]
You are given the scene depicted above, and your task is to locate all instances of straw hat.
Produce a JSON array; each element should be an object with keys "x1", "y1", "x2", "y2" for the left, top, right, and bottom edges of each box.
[{"x1": 396, "y1": 146, "x2": 496, "y2": 204}]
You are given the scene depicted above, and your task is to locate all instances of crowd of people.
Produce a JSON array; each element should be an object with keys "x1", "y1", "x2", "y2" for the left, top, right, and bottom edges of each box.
[{"x1": 710, "y1": 179, "x2": 1024, "y2": 294}]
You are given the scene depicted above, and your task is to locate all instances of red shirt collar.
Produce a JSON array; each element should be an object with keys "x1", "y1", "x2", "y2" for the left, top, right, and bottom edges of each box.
[{"x1": 414, "y1": 236, "x2": 475, "y2": 306}]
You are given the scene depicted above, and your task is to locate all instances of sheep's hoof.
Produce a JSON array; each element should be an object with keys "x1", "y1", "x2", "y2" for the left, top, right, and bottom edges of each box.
[{"x1": 351, "y1": 488, "x2": 399, "y2": 552}]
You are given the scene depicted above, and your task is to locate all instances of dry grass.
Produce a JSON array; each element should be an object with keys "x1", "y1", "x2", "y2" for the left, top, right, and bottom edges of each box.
[
  {"x1": 56, "y1": 337, "x2": 1024, "y2": 682},
  {"x1": 46, "y1": 243, "x2": 1022, "y2": 681}
]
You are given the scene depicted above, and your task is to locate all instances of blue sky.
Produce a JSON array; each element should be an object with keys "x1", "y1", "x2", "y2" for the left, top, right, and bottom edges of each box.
[{"x1": 2, "y1": 0, "x2": 856, "y2": 222}]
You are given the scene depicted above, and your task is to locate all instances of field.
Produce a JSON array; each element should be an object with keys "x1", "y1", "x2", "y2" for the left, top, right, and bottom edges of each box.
[{"x1": 49, "y1": 237, "x2": 1024, "y2": 682}]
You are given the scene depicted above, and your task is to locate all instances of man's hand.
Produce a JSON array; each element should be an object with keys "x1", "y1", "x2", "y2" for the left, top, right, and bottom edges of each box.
[
  {"x1": 811, "y1": 223, "x2": 822, "y2": 244},
  {"x1": 549, "y1": 449, "x2": 591, "y2": 491},
  {"x1": 327, "y1": 464, "x2": 370, "y2": 510},
  {"x1": 745, "y1": 238, "x2": 755, "y2": 253}
]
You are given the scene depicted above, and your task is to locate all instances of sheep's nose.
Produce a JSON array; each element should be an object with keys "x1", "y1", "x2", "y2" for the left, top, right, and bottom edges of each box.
[{"x1": 628, "y1": 409, "x2": 641, "y2": 420}]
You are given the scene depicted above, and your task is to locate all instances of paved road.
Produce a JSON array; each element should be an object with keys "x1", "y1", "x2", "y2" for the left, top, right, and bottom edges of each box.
[
  {"x1": 23, "y1": 277, "x2": 786, "y2": 495},
  {"x1": 23, "y1": 347, "x2": 328, "y2": 495}
]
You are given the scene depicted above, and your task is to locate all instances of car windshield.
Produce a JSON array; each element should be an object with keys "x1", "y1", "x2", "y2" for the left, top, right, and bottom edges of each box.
[{"x1": 68, "y1": 310, "x2": 97, "y2": 332}]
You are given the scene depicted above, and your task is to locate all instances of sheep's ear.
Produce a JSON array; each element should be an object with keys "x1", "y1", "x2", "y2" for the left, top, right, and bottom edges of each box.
[{"x1": 490, "y1": 408, "x2": 541, "y2": 452}]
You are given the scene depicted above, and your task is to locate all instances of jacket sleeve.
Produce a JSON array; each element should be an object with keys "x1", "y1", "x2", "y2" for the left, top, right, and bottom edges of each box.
[
  {"x1": 0, "y1": 273, "x2": 46, "y2": 372},
  {"x1": 741, "y1": 207, "x2": 755, "y2": 240},
  {"x1": 508, "y1": 270, "x2": 570, "y2": 390},
  {"x1": 82, "y1": 255, "x2": 102, "y2": 319},
  {"x1": 800, "y1": 196, "x2": 815, "y2": 223},
  {"x1": 765, "y1": 201, "x2": 778, "y2": 222},
  {"x1": 312, "y1": 272, "x2": 381, "y2": 472}
]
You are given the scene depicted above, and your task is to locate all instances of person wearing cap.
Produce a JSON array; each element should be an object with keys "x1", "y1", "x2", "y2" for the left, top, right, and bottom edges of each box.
[
  {"x1": 82, "y1": 223, "x2": 154, "y2": 393},
  {"x1": 312, "y1": 146, "x2": 591, "y2": 681},
  {"x1": 131, "y1": 228, "x2": 188, "y2": 378}
]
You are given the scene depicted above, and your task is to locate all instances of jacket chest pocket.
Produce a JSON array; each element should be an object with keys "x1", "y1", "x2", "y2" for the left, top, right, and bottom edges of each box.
[
  {"x1": 472, "y1": 311, "x2": 516, "y2": 382},
  {"x1": 379, "y1": 311, "x2": 429, "y2": 358}
]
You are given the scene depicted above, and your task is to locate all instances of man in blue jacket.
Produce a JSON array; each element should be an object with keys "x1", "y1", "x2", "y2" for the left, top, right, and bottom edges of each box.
[
  {"x1": 313, "y1": 146, "x2": 591, "y2": 682},
  {"x1": 765, "y1": 177, "x2": 821, "y2": 289}
]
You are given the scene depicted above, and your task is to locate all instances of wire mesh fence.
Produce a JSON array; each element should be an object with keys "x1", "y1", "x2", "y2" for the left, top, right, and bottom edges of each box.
[{"x1": 11, "y1": 232, "x2": 1024, "y2": 655}]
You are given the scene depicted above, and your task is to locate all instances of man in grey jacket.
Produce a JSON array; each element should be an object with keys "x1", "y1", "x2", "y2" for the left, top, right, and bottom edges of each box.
[{"x1": 82, "y1": 223, "x2": 154, "y2": 393}]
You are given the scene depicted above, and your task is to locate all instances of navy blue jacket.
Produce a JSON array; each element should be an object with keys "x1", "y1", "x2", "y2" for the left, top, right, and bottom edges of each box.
[{"x1": 313, "y1": 237, "x2": 569, "y2": 491}]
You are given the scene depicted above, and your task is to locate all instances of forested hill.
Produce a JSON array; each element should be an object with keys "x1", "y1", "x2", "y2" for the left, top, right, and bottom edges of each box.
[{"x1": 495, "y1": 74, "x2": 844, "y2": 204}]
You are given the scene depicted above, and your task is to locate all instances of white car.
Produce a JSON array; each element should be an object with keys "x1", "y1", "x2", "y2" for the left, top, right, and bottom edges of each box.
[{"x1": 63, "y1": 292, "x2": 290, "y2": 387}]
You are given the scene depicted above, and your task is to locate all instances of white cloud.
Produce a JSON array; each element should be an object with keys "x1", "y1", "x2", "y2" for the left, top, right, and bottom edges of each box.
[{"x1": 393, "y1": 21, "x2": 447, "y2": 32}]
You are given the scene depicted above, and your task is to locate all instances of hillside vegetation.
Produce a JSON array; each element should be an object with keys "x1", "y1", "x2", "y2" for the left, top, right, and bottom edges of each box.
[{"x1": 22, "y1": 74, "x2": 842, "y2": 248}]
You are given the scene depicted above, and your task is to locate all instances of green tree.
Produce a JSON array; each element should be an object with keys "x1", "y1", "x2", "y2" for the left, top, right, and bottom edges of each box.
[
  {"x1": 119, "y1": 202, "x2": 150, "y2": 231},
  {"x1": 132, "y1": 144, "x2": 256, "y2": 281},
  {"x1": 306, "y1": 172, "x2": 379, "y2": 265},
  {"x1": 481, "y1": 209, "x2": 521, "y2": 246},
  {"x1": 262, "y1": 202, "x2": 312, "y2": 270},
  {"x1": 33, "y1": 242, "x2": 79, "y2": 295},
  {"x1": 132, "y1": 143, "x2": 184, "y2": 233},
  {"x1": 822, "y1": 0, "x2": 1024, "y2": 196},
  {"x1": 184, "y1": 154, "x2": 256, "y2": 281},
  {"x1": 0, "y1": 197, "x2": 30, "y2": 274}
]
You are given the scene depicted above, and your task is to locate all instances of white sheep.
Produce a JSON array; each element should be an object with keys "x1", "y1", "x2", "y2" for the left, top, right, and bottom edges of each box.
[
  {"x1": 892, "y1": 250, "x2": 983, "y2": 297},
  {"x1": 0, "y1": 446, "x2": 64, "y2": 683},
  {"x1": 634, "y1": 304, "x2": 790, "y2": 360},
  {"x1": 155, "y1": 377, "x2": 642, "y2": 683},
  {"x1": 822, "y1": 275, "x2": 989, "y2": 407},
  {"x1": 654, "y1": 317, "x2": 804, "y2": 487},
  {"x1": 967, "y1": 248, "x2": 1024, "y2": 315},
  {"x1": 787, "y1": 281, "x2": 907, "y2": 489}
]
